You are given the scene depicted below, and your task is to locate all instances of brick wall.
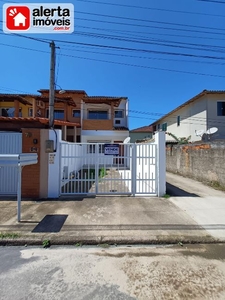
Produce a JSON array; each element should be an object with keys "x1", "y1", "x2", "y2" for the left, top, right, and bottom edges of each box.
[
  {"x1": 21, "y1": 128, "x2": 41, "y2": 198},
  {"x1": 166, "y1": 142, "x2": 225, "y2": 188},
  {"x1": 82, "y1": 119, "x2": 113, "y2": 130}
]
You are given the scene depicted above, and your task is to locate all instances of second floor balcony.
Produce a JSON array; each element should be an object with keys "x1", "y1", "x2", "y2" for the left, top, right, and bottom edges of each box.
[{"x1": 83, "y1": 110, "x2": 113, "y2": 130}]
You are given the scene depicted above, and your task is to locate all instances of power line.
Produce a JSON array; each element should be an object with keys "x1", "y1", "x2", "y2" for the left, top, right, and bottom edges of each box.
[
  {"x1": 75, "y1": 17, "x2": 225, "y2": 37},
  {"x1": 76, "y1": 25, "x2": 225, "y2": 43},
  {"x1": 0, "y1": 40, "x2": 224, "y2": 78},
  {"x1": 58, "y1": 51, "x2": 225, "y2": 78},
  {"x1": 60, "y1": 45, "x2": 225, "y2": 66},
  {"x1": 77, "y1": 0, "x2": 225, "y2": 18},
  {"x1": 198, "y1": 0, "x2": 225, "y2": 3},
  {"x1": 72, "y1": 31, "x2": 225, "y2": 54},
  {"x1": 76, "y1": 11, "x2": 225, "y2": 32},
  {"x1": 49, "y1": 39, "x2": 225, "y2": 61}
]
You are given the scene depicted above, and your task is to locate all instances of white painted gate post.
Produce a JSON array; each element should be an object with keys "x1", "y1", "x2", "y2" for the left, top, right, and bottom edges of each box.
[
  {"x1": 17, "y1": 164, "x2": 22, "y2": 222},
  {"x1": 155, "y1": 131, "x2": 166, "y2": 197},
  {"x1": 131, "y1": 144, "x2": 137, "y2": 196}
]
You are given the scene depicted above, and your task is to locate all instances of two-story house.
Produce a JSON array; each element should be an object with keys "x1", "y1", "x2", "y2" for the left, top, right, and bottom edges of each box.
[
  {"x1": 150, "y1": 90, "x2": 225, "y2": 142},
  {"x1": 0, "y1": 90, "x2": 129, "y2": 143}
]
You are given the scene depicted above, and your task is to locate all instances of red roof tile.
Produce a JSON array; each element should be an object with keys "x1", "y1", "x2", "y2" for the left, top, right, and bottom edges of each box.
[
  {"x1": 0, "y1": 117, "x2": 80, "y2": 127},
  {"x1": 130, "y1": 125, "x2": 153, "y2": 133}
]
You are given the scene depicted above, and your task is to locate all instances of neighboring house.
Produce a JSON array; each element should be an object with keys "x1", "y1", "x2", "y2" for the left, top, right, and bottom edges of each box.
[
  {"x1": 150, "y1": 90, "x2": 225, "y2": 142},
  {"x1": 129, "y1": 125, "x2": 153, "y2": 143},
  {"x1": 0, "y1": 90, "x2": 129, "y2": 143}
]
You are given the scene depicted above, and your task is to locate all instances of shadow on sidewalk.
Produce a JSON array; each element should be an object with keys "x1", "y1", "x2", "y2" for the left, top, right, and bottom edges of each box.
[
  {"x1": 166, "y1": 183, "x2": 200, "y2": 197},
  {"x1": 32, "y1": 215, "x2": 68, "y2": 233}
]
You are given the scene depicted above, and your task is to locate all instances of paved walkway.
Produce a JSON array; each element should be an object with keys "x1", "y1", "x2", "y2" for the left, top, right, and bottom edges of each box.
[
  {"x1": 89, "y1": 169, "x2": 130, "y2": 194},
  {"x1": 167, "y1": 172, "x2": 225, "y2": 240}
]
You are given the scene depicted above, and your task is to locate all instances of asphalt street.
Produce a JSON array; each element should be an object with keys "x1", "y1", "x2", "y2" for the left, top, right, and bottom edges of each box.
[{"x1": 0, "y1": 244, "x2": 225, "y2": 300}]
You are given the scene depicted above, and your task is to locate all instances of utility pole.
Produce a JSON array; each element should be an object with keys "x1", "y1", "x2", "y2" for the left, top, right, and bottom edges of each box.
[{"x1": 49, "y1": 41, "x2": 55, "y2": 128}]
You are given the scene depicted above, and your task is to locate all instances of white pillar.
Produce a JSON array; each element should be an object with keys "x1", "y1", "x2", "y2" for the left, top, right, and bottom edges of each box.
[
  {"x1": 155, "y1": 131, "x2": 166, "y2": 197},
  {"x1": 17, "y1": 164, "x2": 22, "y2": 222}
]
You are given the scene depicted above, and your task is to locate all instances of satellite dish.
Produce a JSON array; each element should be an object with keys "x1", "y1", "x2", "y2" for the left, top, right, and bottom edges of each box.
[
  {"x1": 123, "y1": 137, "x2": 131, "y2": 144},
  {"x1": 195, "y1": 129, "x2": 205, "y2": 137},
  {"x1": 206, "y1": 127, "x2": 218, "y2": 135},
  {"x1": 59, "y1": 90, "x2": 66, "y2": 94}
]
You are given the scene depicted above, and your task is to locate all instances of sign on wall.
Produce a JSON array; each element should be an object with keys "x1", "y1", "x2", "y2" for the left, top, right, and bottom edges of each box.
[{"x1": 104, "y1": 144, "x2": 119, "y2": 156}]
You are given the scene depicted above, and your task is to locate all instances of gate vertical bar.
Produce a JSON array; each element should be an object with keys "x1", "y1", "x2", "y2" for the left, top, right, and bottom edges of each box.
[
  {"x1": 17, "y1": 164, "x2": 22, "y2": 222},
  {"x1": 131, "y1": 144, "x2": 136, "y2": 196},
  {"x1": 95, "y1": 143, "x2": 99, "y2": 194}
]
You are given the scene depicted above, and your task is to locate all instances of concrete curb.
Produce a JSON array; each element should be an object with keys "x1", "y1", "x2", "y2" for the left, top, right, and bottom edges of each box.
[{"x1": 0, "y1": 235, "x2": 223, "y2": 247}]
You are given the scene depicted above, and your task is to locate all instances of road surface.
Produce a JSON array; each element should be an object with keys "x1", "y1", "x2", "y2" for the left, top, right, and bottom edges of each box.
[{"x1": 0, "y1": 244, "x2": 225, "y2": 300}]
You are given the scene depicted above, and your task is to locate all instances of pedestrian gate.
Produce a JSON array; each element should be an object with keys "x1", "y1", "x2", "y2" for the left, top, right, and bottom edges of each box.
[
  {"x1": 0, "y1": 132, "x2": 22, "y2": 195},
  {"x1": 60, "y1": 142, "x2": 157, "y2": 196}
]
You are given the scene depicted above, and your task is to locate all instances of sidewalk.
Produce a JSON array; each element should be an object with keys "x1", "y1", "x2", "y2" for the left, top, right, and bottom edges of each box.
[
  {"x1": 0, "y1": 192, "x2": 219, "y2": 245},
  {"x1": 167, "y1": 172, "x2": 225, "y2": 241}
]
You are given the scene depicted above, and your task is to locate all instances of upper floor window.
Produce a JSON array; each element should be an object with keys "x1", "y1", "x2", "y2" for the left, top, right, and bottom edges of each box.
[
  {"x1": 217, "y1": 102, "x2": 225, "y2": 116},
  {"x1": 28, "y1": 108, "x2": 33, "y2": 117},
  {"x1": 157, "y1": 124, "x2": 160, "y2": 130},
  {"x1": 72, "y1": 110, "x2": 81, "y2": 118},
  {"x1": 177, "y1": 116, "x2": 180, "y2": 126},
  {"x1": 0, "y1": 107, "x2": 22, "y2": 117},
  {"x1": 115, "y1": 110, "x2": 124, "y2": 118},
  {"x1": 162, "y1": 123, "x2": 167, "y2": 131},
  {"x1": 46, "y1": 109, "x2": 64, "y2": 120},
  {"x1": 88, "y1": 110, "x2": 108, "y2": 120}
]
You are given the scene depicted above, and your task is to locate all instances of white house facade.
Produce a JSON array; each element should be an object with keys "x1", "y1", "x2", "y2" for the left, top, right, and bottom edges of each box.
[{"x1": 150, "y1": 90, "x2": 225, "y2": 142}]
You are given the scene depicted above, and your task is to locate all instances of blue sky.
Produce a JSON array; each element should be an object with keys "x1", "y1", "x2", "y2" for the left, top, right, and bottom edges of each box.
[{"x1": 1, "y1": 0, "x2": 225, "y2": 129}]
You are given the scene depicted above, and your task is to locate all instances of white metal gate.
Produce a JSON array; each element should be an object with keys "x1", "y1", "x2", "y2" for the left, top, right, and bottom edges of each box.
[
  {"x1": 0, "y1": 132, "x2": 22, "y2": 195},
  {"x1": 60, "y1": 142, "x2": 157, "y2": 196}
]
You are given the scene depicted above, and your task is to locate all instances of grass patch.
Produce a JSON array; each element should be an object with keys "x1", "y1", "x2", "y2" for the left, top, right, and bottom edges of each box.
[
  {"x1": 209, "y1": 181, "x2": 225, "y2": 191},
  {"x1": 163, "y1": 194, "x2": 170, "y2": 199},
  {"x1": 42, "y1": 239, "x2": 51, "y2": 248},
  {"x1": 82, "y1": 168, "x2": 107, "y2": 180},
  {"x1": 0, "y1": 233, "x2": 19, "y2": 239}
]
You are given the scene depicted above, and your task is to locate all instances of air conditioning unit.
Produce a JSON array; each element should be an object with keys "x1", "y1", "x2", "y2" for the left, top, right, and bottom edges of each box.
[{"x1": 37, "y1": 100, "x2": 45, "y2": 109}]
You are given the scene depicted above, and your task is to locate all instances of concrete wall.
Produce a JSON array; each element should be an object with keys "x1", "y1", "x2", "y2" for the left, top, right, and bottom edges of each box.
[{"x1": 166, "y1": 142, "x2": 225, "y2": 188}]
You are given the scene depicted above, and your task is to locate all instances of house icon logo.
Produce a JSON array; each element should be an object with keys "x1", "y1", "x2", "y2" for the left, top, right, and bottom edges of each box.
[{"x1": 6, "y1": 6, "x2": 30, "y2": 31}]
